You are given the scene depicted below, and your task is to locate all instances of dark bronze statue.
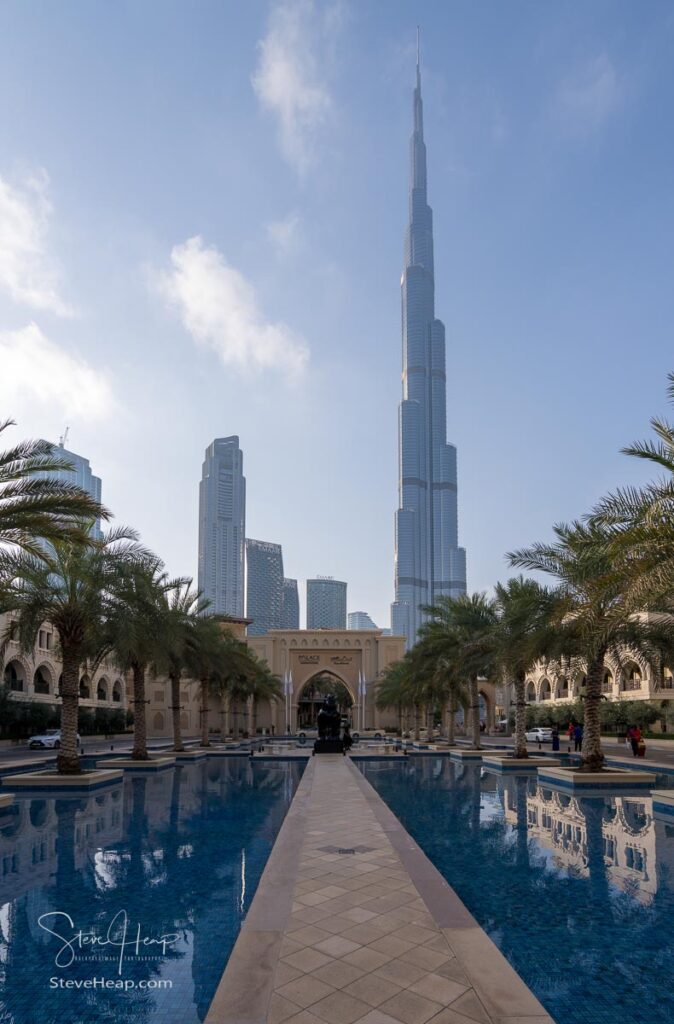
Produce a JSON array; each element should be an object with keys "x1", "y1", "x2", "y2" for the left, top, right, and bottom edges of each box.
[{"x1": 317, "y1": 694, "x2": 341, "y2": 739}]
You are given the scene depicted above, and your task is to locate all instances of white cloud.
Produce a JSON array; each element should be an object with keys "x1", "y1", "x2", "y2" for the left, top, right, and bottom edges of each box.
[
  {"x1": 266, "y1": 212, "x2": 302, "y2": 255},
  {"x1": 157, "y1": 236, "x2": 309, "y2": 377},
  {"x1": 555, "y1": 55, "x2": 620, "y2": 131},
  {"x1": 0, "y1": 169, "x2": 73, "y2": 316},
  {"x1": 252, "y1": 0, "x2": 343, "y2": 174},
  {"x1": 0, "y1": 322, "x2": 116, "y2": 422}
]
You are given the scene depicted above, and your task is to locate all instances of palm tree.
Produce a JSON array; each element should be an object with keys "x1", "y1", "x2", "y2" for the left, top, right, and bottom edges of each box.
[
  {"x1": 509, "y1": 521, "x2": 667, "y2": 771},
  {"x1": 492, "y1": 577, "x2": 563, "y2": 759},
  {"x1": 376, "y1": 656, "x2": 415, "y2": 735},
  {"x1": 590, "y1": 372, "x2": 674, "y2": 605},
  {"x1": 155, "y1": 582, "x2": 208, "y2": 752},
  {"x1": 0, "y1": 420, "x2": 109, "y2": 555},
  {"x1": 186, "y1": 618, "x2": 253, "y2": 746},
  {"x1": 419, "y1": 594, "x2": 498, "y2": 750},
  {"x1": 0, "y1": 526, "x2": 144, "y2": 773},
  {"x1": 106, "y1": 557, "x2": 186, "y2": 760},
  {"x1": 247, "y1": 654, "x2": 282, "y2": 734}
]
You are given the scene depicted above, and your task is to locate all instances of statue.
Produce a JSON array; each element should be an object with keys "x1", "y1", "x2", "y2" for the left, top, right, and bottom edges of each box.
[{"x1": 314, "y1": 694, "x2": 345, "y2": 754}]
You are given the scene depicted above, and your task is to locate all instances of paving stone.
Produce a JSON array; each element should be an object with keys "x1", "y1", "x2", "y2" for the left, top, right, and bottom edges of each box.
[
  {"x1": 378, "y1": 988, "x2": 443, "y2": 1024},
  {"x1": 310, "y1": 990, "x2": 372, "y2": 1024},
  {"x1": 276, "y1": 976, "x2": 337, "y2": 1009}
]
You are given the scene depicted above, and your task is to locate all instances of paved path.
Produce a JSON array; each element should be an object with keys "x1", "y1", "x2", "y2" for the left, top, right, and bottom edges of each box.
[{"x1": 207, "y1": 754, "x2": 551, "y2": 1024}]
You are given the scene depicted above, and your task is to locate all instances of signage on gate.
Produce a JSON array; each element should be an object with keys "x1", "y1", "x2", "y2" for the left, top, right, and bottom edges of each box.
[{"x1": 298, "y1": 655, "x2": 320, "y2": 664}]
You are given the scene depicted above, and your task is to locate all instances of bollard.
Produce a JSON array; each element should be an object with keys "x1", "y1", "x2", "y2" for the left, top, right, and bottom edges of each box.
[{"x1": 538, "y1": 741, "x2": 542, "y2": 750}]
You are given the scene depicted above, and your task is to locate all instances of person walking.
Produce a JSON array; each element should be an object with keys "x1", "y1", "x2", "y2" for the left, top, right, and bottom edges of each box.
[
  {"x1": 630, "y1": 725, "x2": 641, "y2": 758},
  {"x1": 552, "y1": 726, "x2": 560, "y2": 752},
  {"x1": 567, "y1": 721, "x2": 574, "y2": 743},
  {"x1": 573, "y1": 722, "x2": 583, "y2": 752}
]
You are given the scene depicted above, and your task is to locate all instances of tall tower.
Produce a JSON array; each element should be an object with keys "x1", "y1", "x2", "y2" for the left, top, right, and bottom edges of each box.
[
  {"x1": 198, "y1": 437, "x2": 246, "y2": 616},
  {"x1": 37, "y1": 439, "x2": 103, "y2": 541},
  {"x1": 245, "y1": 539, "x2": 284, "y2": 635},
  {"x1": 391, "y1": 34, "x2": 467, "y2": 648},
  {"x1": 307, "y1": 578, "x2": 347, "y2": 630}
]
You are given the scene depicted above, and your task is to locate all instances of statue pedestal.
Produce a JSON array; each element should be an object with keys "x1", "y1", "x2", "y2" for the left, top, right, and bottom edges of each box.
[{"x1": 313, "y1": 739, "x2": 345, "y2": 755}]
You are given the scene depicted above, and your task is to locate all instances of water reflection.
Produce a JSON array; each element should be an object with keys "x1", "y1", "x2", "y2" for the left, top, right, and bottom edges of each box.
[
  {"x1": 0, "y1": 758, "x2": 302, "y2": 1024},
  {"x1": 362, "y1": 757, "x2": 674, "y2": 1024}
]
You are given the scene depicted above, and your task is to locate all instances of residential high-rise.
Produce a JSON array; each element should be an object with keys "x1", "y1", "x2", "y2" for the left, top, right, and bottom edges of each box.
[
  {"x1": 245, "y1": 539, "x2": 284, "y2": 636},
  {"x1": 198, "y1": 437, "x2": 246, "y2": 617},
  {"x1": 348, "y1": 611, "x2": 378, "y2": 631},
  {"x1": 38, "y1": 438, "x2": 103, "y2": 540},
  {"x1": 281, "y1": 578, "x2": 300, "y2": 629},
  {"x1": 391, "y1": 38, "x2": 467, "y2": 648},
  {"x1": 307, "y1": 578, "x2": 347, "y2": 630}
]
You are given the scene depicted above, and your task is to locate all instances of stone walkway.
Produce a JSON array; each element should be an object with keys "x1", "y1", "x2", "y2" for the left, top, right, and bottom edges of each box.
[{"x1": 206, "y1": 755, "x2": 552, "y2": 1024}]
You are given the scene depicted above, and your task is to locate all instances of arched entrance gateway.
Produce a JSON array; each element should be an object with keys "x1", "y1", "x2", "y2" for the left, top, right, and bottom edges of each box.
[{"x1": 243, "y1": 629, "x2": 407, "y2": 734}]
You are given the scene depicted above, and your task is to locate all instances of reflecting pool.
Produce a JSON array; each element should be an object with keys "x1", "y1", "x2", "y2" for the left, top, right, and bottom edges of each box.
[
  {"x1": 0, "y1": 758, "x2": 303, "y2": 1024},
  {"x1": 360, "y1": 758, "x2": 674, "y2": 1024}
]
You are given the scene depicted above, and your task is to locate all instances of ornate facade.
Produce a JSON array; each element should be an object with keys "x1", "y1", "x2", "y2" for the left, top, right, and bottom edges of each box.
[{"x1": 0, "y1": 612, "x2": 128, "y2": 716}]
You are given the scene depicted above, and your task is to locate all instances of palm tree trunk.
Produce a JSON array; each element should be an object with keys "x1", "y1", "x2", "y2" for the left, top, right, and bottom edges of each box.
[
  {"x1": 131, "y1": 662, "x2": 149, "y2": 760},
  {"x1": 582, "y1": 655, "x2": 606, "y2": 771},
  {"x1": 470, "y1": 676, "x2": 481, "y2": 749},
  {"x1": 426, "y1": 705, "x2": 434, "y2": 738},
  {"x1": 252, "y1": 696, "x2": 258, "y2": 734},
  {"x1": 514, "y1": 674, "x2": 528, "y2": 759},
  {"x1": 414, "y1": 703, "x2": 421, "y2": 741},
  {"x1": 57, "y1": 646, "x2": 82, "y2": 774},
  {"x1": 200, "y1": 677, "x2": 210, "y2": 747},
  {"x1": 170, "y1": 670, "x2": 184, "y2": 752},
  {"x1": 447, "y1": 694, "x2": 456, "y2": 745}
]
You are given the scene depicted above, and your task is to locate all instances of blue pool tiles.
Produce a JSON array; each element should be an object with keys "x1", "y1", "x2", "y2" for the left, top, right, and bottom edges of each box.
[{"x1": 0, "y1": 757, "x2": 303, "y2": 1024}]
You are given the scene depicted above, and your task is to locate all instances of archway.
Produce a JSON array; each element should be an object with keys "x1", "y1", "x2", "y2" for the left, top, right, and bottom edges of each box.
[
  {"x1": 4, "y1": 660, "x2": 26, "y2": 692},
  {"x1": 525, "y1": 680, "x2": 536, "y2": 703},
  {"x1": 622, "y1": 663, "x2": 642, "y2": 692},
  {"x1": 539, "y1": 679, "x2": 552, "y2": 702},
  {"x1": 34, "y1": 665, "x2": 52, "y2": 695},
  {"x1": 297, "y1": 673, "x2": 354, "y2": 730},
  {"x1": 112, "y1": 679, "x2": 124, "y2": 703}
]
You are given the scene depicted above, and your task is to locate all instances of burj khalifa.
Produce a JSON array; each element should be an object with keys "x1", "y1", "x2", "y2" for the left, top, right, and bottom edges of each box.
[{"x1": 391, "y1": 37, "x2": 467, "y2": 647}]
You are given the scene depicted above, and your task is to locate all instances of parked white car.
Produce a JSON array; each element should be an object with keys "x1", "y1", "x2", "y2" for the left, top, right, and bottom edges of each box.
[
  {"x1": 525, "y1": 727, "x2": 553, "y2": 743},
  {"x1": 28, "y1": 730, "x2": 80, "y2": 750}
]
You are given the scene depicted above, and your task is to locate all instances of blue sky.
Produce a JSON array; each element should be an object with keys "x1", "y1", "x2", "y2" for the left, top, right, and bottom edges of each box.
[{"x1": 1, "y1": 0, "x2": 673, "y2": 628}]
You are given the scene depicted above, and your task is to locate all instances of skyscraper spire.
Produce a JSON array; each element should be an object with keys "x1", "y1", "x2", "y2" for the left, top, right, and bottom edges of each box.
[{"x1": 391, "y1": 36, "x2": 467, "y2": 648}]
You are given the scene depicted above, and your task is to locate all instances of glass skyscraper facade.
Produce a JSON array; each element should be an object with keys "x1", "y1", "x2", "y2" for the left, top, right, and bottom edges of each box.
[
  {"x1": 281, "y1": 578, "x2": 300, "y2": 629},
  {"x1": 307, "y1": 578, "x2": 347, "y2": 630},
  {"x1": 198, "y1": 436, "x2": 246, "y2": 617},
  {"x1": 391, "y1": 45, "x2": 467, "y2": 648},
  {"x1": 38, "y1": 440, "x2": 103, "y2": 540},
  {"x1": 348, "y1": 611, "x2": 378, "y2": 631},
  {"x1": 245, "y1": 539, "x2": 284, "y2": 636}
]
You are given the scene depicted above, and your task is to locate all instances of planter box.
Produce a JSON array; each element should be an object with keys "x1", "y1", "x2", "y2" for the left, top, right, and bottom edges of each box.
[
  {"x1": 8, "y1": 768, "x2": 123, "y2": 790},
  {"x1": 483, "y1": 755, "x2": 562, "y2": 772},
  {"x1": 96, "y1": 757, "x2": 175, "y2": 771},
  {"x1": 537, "y1": 765, "x2": 656, "y2": 790},
  {"x1": 448, "y1": 748, "x2": 485, "y2": 761}
]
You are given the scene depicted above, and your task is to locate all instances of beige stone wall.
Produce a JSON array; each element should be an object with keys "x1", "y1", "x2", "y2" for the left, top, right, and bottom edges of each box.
[
  {"x1": 0, "y1": 612, "x2": 128, "y2": 716},
  {"x1": 514, "y1": 653, "x2": 674, "y2": 711}
]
